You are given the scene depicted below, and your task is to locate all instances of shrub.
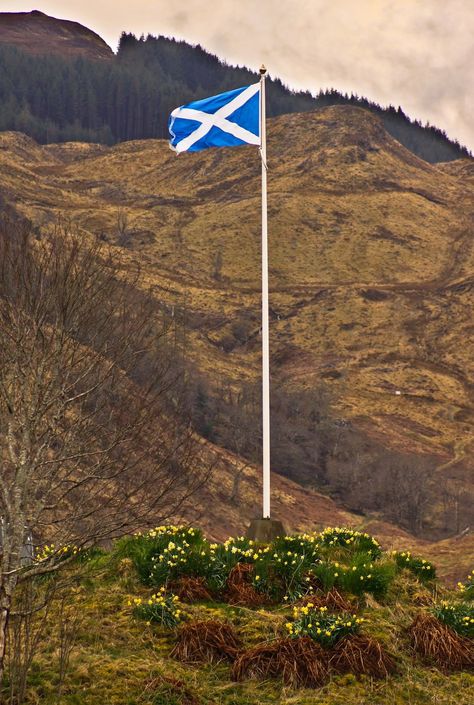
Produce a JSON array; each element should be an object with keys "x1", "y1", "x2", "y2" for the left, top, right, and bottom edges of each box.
[
  {"x1": 433, "y1": 601, "x2": 474, "y2": 639},
  {"x1": 205, "y1": 536, "x2": 255, "y2": 593},
  {"x1": 339, "y1": 556, "x2": 395, "y2": 599},
  {"x1": 392, "y1": 550, "x2": 436, "y2": 582},
  {"x1": 171, "y1": 620, "x2": 241, "y2": 664},
  {"x1": 129, "y1": 587, "x2": 186, "y2": 628},
  {"x1": 312, "y1": 556, "x2": 395, "y2": 599},
  {"x1": 286, "y1": 603, "x2": 364, "y2": 648},
  {"x1": 317, "y1": 528, "x2": 382, "y2": 559},
  {"x1": 457, "y1": 570, "x2": 474, "y2": 600},
  {"x1": 115, "y1": 525, "x2": 205, "y2": 586}
]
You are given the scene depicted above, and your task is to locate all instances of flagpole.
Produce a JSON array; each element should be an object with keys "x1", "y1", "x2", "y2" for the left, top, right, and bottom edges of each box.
[{"x1": 259, "y1": 65, "x2": 271, "y2": 519}]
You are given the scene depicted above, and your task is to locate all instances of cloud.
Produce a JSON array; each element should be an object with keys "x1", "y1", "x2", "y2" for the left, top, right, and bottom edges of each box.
[
  {"x1": 5, "y1": 0, "x2": 474, "y2": 149},
  {"x1": 153, "y1": 0, "x2": 474, "y2": 150}
]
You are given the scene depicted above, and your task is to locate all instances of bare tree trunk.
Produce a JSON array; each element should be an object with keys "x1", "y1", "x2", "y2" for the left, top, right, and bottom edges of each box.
[
  {"x1": 0, "y1": 591, "x2": 12, "y2": 685},
  {"x1": 229, "y1": 464, "x2": 249, "y2": 505}
]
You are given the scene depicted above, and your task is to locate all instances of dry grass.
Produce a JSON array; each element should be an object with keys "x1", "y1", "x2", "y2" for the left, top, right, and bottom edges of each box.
[
  {"x1": 170, "y1": 619, "x2": 241, "y2": 664},
  {"x1": 139, "y1": 675, "x2": 205, "y2": 705},
  {"x1": 226, "y1": 563, "x2": 254, "y2": 589},
  {"x1": 409, "y1": 613, "x2": 474, "y2": 672},
  {"x1": 298, "y1": 588, "x2": 355, "y2": 612},
  {"x1": 232, "y1": 632, "x2": 394, "y2": 687},
  {"x1": 329, "y1": 634, "x2": 396, "y2": 678},
  {"x1": 232, "y1": 636, "x2": 329, "y2": 688},
  {"x1": 224, "y1": 563, "x2": 270, "y2": 607},
  {"x1": 170, "y1": 576, "x2": 213, "y2": 603}
]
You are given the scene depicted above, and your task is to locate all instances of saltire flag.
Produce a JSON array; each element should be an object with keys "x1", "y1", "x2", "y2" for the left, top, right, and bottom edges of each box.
[{"x1": 168, "y1": 83, "x2": 260, "y2": 153}]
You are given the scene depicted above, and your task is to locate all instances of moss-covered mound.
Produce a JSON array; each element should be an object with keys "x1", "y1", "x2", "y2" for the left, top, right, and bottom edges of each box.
[{"x1": 4, "y1": 526, "x2": 474, "y2": 704}]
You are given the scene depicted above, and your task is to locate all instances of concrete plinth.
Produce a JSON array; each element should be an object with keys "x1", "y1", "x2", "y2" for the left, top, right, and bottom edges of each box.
[{"x1": 245, "y1": 518, "x2": 286, "y2": 542}]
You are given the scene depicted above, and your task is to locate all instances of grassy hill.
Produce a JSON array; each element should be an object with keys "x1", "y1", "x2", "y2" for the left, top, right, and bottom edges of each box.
[
  {"x1": 0, "y1": 105, "x2": 472, "y2": 536},
  {"x1": 6, "y1": 527, "x2": 474, "y2": 705}
]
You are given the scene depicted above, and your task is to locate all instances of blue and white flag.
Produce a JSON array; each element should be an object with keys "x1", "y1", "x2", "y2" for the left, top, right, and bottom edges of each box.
[{"x1": 168, "y1": 83, "x2": 260, "y2": 153}]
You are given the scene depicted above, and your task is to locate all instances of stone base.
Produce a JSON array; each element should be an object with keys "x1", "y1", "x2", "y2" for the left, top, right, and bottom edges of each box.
[{"x1": 245, "y1": 518, "x2": 286, "y2": 542}]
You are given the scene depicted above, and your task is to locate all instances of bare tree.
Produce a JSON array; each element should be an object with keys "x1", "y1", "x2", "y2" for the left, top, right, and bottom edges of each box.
[
  {"x1": 441, "y1": 478, "x2": 471, "y2": 535},
  {"x1": 212, "y1": 250, "x2": 223, "y2": 282},
  {"x1": 0, "y1": 218, "x2": 208, "y2": 679},
  {"x1": 6, "y1": 573, "x2": 64, "y2": 704},
  {"x1": 382, "y1": 459, "x2": 433, "y2": 534},
  {"x1": 270, "y1": 386, "x2": 332, "y2": 486},
  {"x1": 116, "y1": 208, "x2": 130, "y2": 246},
  {"x1": 220, "y1": 384, "x2": 260, "y2": 505},
  {"x1": 327, "y1": 428, "x2": 434, "y2": 535}
]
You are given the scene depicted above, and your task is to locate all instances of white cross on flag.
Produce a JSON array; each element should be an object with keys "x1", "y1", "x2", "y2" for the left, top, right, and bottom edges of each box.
[{"x1": 168, "y1": 83, "x2": 260, "y2": 153}]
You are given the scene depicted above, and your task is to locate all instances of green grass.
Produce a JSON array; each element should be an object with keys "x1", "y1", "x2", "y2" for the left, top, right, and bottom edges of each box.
[
  {"x1": 433, "y1": 601, "x2": 474, "y2": 638},
  {"x1": 392, "y1": 551, "x2": 437, "y2": 582},
  {"x1": 4, "y1": 534, "x2": 474, "y2": 705}
]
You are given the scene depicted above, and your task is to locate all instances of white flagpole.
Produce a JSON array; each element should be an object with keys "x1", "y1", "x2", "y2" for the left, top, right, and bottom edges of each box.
[{"x1": 259, "y1": 65, "x2": 271, "y2": 519}]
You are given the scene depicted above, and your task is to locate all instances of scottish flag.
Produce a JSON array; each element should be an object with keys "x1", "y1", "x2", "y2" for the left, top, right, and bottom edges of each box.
[{"x1": 168, "y1": 83, "x2": 260, "y2": 153}]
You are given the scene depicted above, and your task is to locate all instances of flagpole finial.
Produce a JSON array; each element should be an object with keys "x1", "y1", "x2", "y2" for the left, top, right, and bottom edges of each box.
[{"x1": 259, "y1": 64, "x2": 267, "y2": 75}]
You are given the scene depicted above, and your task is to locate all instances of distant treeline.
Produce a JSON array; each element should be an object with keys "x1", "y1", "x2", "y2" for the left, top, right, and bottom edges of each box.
[{"x1": 0, "y1": 33, "x2": 471, "y2": 163}]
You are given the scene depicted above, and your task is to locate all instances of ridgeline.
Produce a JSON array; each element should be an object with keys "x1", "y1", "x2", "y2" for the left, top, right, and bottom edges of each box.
[{"x1": 0, "y1": 11, "x2": 471, "y2": 162}]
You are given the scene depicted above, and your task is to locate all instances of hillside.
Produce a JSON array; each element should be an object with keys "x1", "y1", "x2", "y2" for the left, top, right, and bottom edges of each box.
[
  {"x1": 0, "y1": 105, "x2": 472, "y2": 542},
  {"x1": 0, "y1": 10, "x2": 113, "y2": 59},
  {"x1": 176, "y1": 436, "x2": 474, "y2": 585}
]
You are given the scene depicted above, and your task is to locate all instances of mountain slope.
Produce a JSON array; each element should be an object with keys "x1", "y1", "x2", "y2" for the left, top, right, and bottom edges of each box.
[
  {"x1": 0, "y1": 106, "x2": 473, "y2": 538},
  {"x1": 0, "y1": 10, "x2": 113, "y2": 59}
]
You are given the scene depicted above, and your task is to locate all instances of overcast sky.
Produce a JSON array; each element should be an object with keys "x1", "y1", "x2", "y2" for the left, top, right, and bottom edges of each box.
[{"x1": 2, "y1": 1, "x2": 473, "y2": 151}]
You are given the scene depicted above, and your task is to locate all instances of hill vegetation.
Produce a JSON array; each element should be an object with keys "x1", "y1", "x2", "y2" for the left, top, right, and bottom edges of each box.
[
  {"x1": 0, "y1": 15, "x2": 471, "y2": 162},
  {"x1": 5, "y1": 526, "x2": 474, "y2": 704},
  {"x1": 0, "y1": 103, "x2": 472, "y2": 540}
]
